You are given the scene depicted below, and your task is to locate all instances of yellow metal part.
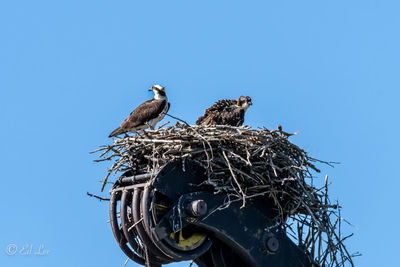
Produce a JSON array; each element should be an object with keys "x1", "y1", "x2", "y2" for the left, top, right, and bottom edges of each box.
[
  {"x1": 155, "y1": 203, "x2": 169, "y2": 212},
  {"x1": 155, "y1": 203, "x2": 206, "y2": 250},
  {"x1": 169, "y1": 230, "x2": 206, "y2": 250}
]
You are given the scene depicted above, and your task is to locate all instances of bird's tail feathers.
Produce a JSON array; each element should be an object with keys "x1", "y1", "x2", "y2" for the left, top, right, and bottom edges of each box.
[{"x1": 109, "y1": 127, "x2": 123, "y2": 138}]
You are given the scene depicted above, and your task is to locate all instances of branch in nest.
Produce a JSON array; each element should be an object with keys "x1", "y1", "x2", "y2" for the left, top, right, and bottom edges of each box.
[{"x1": 87, "y1": 192, "x2": 110, "y2": 201}]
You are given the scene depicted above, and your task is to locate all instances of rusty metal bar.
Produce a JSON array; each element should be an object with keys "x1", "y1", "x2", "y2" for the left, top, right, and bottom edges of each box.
[
  {"x1": 109, "y1": 191, "x2": 146, "y2": 265},
  {"x1": 121, "y1": 173, "x2": 155, "y2": 184},
  {"x1": 110, "y1": 183, "x2": 147, "y2": 193}
]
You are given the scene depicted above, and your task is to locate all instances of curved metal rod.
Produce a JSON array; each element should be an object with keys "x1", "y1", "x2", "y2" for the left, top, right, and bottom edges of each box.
[
  {"x1": 141, "y1": 185, "x2": 187, "y2": 260},
  {"x1": 132, "y1": 188, "x2": 173, "y2": 263},
  {"x1": 109, "y1": 191, "x2": 145, "y2": 265},
  {"x1": 120, "y1": 190, "x2": 145, "y2": 259},
  {"x1": 141, "y1": 186, "x2": 161, "y2": 241}
]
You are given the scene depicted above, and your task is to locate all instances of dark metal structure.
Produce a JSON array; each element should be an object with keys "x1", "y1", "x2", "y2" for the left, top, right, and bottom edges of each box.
[{"x1": 109, "y1": 160, "x2": 314, "y2": 267}]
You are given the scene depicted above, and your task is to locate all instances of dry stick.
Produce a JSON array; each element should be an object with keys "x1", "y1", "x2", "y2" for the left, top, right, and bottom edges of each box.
[
  {"x1": 123, "y1": 257, "x2": 129, "y2": 267},
  {"x1": 193, "y1": 126, "x2": 214, "y2": 163},
  {"x1": 165, "y1": 113, "x2": 190, "y2": 126},
  {"x1": 303, "y1": 220, "x2": 312, "y2": 248},
  {"x1": 298, "y1": 221, "x2": 303, "y2": 247},
  {"x1": 101, "y1": 169, "x2": 113, "y2": 192},
  {"x1": 86, "y1": 192, "x2": 110, "y2": 201},
  {"x1": 90, "y1": 145, "x2": 109, "y2": 154},
  {"x1": 317, "y1": 230, "x2": 322, "y2": 263},
  {"x1": 134, "y1": 138, "x2": 185, "y2": 144},
  {"x1": 332, "y1": 229, "x2": 355, "y2": 267},
  {"x1": 128, "y1": 218, "x2": 144, "y2": 232},
  {"x1": 222, "y1": 150, "x2": 246, "y2": 208},
  {"x1": 310, "y1": 226, "x2": 316, "y2": 259},
  {"x1": 99, "y1": 146, "x2": 113, "y2": 158},
  {"x1": 157, "y1": 121, "x2": 170, "y2": 129},
  {"x1": 222, "y1": 148, "x2": 252, "y2": 166}
]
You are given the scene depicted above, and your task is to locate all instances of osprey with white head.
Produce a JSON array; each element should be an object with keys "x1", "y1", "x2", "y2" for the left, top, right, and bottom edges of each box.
[{"x1": 109, "y1": 85, "x2": 170, "y2": 137}]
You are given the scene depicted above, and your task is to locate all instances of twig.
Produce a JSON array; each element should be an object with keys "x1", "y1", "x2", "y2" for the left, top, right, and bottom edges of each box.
[
  {"x1": 165, "y1": 113, "x2": 190, "y2": 126},
  {"x1": 87, "y1": 192, "x2": 110, "y2": 201},
  {"x1": 222, "y1": 150, "x2": 246, "y2": 208}
]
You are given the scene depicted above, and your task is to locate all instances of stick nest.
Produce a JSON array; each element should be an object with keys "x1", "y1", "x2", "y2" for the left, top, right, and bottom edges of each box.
[{"x1": 94, "y1": 123, "x2": 355, "y2": 266}]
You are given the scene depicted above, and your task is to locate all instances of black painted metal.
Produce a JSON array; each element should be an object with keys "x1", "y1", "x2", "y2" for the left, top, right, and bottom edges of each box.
[
  {"x1": 210, "y1": 244, "x2": 227, "y2": 267},
  {"x1": 131, "y1": 188, "x2": 172, "y2": 263},
  {"x1": 121, "y1": 173, "x2": 153, "y2": 184},
  {"x1": 142, "y1": 184, "x2": 213, "y2": 261},
  {"x1": 109, "y1": 160, "x2": 313, "y2": 267},
  {"x1": 120, "y1": 190, "x2": 167, "y2": 266},
  {"x1": 109, "y1": 192, "x2": 146, "y2": 265},
  {"x1": 152, "y1": 160, "x2": 212, "y2": 200},
  {"x1": 192, "y1": 192, "x2": 312, "y2": 267},
  {"x1": 120, "y1": 190, "x2": 143, "y2": 255}
]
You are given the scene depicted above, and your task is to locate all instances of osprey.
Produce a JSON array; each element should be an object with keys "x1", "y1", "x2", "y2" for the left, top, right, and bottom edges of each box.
[
  {"x1": 109, "y1": 85, "x2": 170, "y2": 137},
  {"x1": 196, "y1": 96, "x2": 252, "y2": 126}
]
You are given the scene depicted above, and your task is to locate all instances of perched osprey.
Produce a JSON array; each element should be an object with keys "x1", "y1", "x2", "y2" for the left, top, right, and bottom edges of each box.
[
  {"x1": 196, "y1": 96, "x2": 252, "y2": 126},
  {"x1": 109, "y1": 85, "x2": 170, "y2": 137}
]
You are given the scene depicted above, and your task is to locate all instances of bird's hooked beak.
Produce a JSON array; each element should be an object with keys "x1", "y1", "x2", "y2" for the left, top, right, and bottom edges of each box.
[{"x1": 148, "y1": 88, "x2": 153, "y2": 92}]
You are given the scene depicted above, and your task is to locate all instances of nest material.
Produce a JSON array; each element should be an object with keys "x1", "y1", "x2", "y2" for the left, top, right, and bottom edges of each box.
[{"x1": 94, "y1": 123, "x2": 355, "y2": 266}]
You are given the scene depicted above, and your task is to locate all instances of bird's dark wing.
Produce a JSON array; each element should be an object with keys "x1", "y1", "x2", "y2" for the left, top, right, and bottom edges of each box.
[
  {"x1": 120, "y1": 99, "x2": 167, "y2": 130},
  {"x1": 203, "y1": 99, "x2": 235, "y2": 114},
  {"x1": 220, "y1": 108, "x2": 245, "y2": 126},
  {"x1": 196, "y1": 99, "x2": 236, "y2": 125}
]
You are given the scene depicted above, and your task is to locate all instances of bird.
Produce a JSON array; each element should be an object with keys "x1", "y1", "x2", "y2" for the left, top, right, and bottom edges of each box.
[
  {"x1": 109, "y1": 85, "x2": 170, "y2": 137},
  {"x1": 196, "y1": 96, "x2": 252, "y2": 126}
]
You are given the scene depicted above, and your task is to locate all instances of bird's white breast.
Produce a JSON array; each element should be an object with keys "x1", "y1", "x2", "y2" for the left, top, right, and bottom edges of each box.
[{"x1": 148, "y1": 97, "x2": 168, "y2": 129}]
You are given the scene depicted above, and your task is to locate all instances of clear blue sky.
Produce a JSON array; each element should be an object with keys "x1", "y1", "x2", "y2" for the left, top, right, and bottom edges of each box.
[{"x1": 1, "y1": 0, "x2": 399, "y2": 266}]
